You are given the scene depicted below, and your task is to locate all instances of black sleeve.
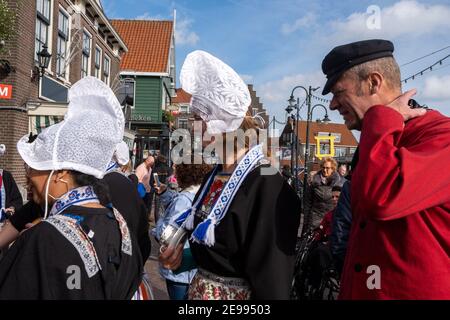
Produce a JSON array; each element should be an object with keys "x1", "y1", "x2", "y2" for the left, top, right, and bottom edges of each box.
[
  {"x1": 128, "y1": 174, "x2": 139, "y2": 188},
  {"x1": 9, "y1": 200, "x2": 43, "y2": 232},
  {"x1": 243, "y1": 169, "x2": 301, "y2": 299},
  {"x1": 104, "y1": 173, "x2": 151, "y2": 262},
  {"x1": 3, "y1": 170, "x2": 23, "y2": 210},
  {"x1": 0, "y1": 223, "x2": 104, "y2": 299}
]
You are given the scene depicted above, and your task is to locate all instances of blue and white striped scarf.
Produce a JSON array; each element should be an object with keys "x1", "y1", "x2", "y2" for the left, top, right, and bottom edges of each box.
[{"x1": 172, "y1": 144, "x2": 265, "y2": 247}]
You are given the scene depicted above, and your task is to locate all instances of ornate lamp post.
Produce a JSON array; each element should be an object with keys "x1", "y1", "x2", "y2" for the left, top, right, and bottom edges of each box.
[{"x1": 286, "y1": 86, "x2": 332, "y2": 235}]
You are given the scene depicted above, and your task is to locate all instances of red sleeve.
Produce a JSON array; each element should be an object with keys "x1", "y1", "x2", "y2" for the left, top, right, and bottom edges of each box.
[{"x1": 352, "y1": 105, "x2": 450, "y2": 221}]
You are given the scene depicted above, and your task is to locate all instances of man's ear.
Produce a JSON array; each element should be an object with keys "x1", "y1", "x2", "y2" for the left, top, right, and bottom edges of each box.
[{"x1": 368, "y1": 72, "x2": 383, "y2": 95}]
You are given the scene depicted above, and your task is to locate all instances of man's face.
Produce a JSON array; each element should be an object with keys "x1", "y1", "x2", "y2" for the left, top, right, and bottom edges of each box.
[
  {"x1": 331, "y1": 191, "x2": 341, "y2": 207},
  {"x1": 338, "y1": 165, "x2": 347, "y2": 176},
  {"x1": 329, "y1": 74, "x2": 372, "y2": 131}
]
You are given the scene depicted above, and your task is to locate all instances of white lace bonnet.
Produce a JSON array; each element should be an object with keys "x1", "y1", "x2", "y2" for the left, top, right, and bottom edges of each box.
[
  {"x1": 17, "y1": 76, "x2": 125, "y2": 179},
  {"x1": 114, "y1": 141, "x2": 130, "y2": 166},
  {"x1": 180, "y1": 50, "x2": 251, "y2": 134}
]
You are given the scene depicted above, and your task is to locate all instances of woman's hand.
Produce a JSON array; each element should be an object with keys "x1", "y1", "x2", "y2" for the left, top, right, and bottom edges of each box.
[
  {"x1": 158, "y1": 243, "x2": 184, "y2": 270},
  {"x1": 154, "y1": 183, "x2": 167, "y2": 195}
]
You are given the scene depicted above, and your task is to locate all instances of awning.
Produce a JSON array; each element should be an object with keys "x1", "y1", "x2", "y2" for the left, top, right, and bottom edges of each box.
[{"x1": 29, "y1": 115, "x2": 64, "y2": 134}]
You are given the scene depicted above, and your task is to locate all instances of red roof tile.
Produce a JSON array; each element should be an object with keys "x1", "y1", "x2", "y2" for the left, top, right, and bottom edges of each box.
[
  {"x1": 172, "y1": 89, "x2": 192, "y2": 103},
  {"x1": 296, "y1": 121, "x2": 358, "y2": 146},
  {"x1": 111, "y1": 20, "x2": 173, "y2": 73}
]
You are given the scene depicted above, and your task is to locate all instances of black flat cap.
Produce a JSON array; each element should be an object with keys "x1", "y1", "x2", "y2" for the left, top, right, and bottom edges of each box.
[{"x1": 321, "y1": 39, "x2": 394, "y2": 95}]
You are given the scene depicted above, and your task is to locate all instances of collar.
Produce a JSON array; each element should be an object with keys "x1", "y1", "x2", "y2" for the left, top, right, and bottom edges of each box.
[{"x1": 49, "y1": 185, "x2": 99, "y2": 217}]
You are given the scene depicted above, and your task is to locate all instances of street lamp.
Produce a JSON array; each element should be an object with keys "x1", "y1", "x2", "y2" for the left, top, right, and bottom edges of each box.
[
  {"x1": 32, "y1": 44, "x2": 52, "y2": 81},
  {"x1": 285, "y1": 86, "x2": 320, "y2": 193},
  {"x1": 286, "y1": 86, "x2": 334, "y2": 235},
  {"x1": 302, "y1": 102, "x2": 331, "y2": 234}
]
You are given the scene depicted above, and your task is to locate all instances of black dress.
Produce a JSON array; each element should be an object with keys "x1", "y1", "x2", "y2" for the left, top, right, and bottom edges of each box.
[
  {"x1": 0, "y1": 205, "x2": 142, "y2": 299},
  {"x1": 0, "y1": 169, "x2": 23, "y2": 211},
  {"x1": 189, "y1": 163, "x2": 301, "y2": 299},
  {"x1": 8, "y1": 171, "x2": 151, "y2": 263}
]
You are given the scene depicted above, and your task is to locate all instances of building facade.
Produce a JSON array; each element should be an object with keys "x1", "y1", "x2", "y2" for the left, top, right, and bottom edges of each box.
[
  {"x1": 0, "y1": 0, "x2": 127, "y2": 185},
  {"x1": 280, "y1": 120, "x2": 358, "y2": 171},
  {"x1": 111, "y1": 19, "x2": 176, "y2": 168}
]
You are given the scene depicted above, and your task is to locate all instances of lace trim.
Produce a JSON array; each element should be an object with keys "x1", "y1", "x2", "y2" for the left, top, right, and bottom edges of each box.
[
  {"x1": 112, "y1": 208, "x2": 132, "y2": 256},
  {"x1": 45, "y1": 215, "x2": 102, "y2": 278}
]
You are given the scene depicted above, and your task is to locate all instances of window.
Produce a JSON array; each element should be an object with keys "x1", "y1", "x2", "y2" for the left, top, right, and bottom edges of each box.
[
  {"x1": 35, "y1": 0, "x2": 51, "y2": 62},
  {"x1": 56, "y1": 10, "x2": 69, "y2": 77},
  {"x1": 252, "y1": 108, "x2": 258, "y2": 116},
  {"x1": 94, "y1": 46, "x2": 101, "y2": 78},
  {"x1": 318, "y1": 132, "x2": 342, "y2": 143},
  {"x1": 179, "y1": 104, "x2": 189, "y2": 113},
  {"x1": 117, "y1": 78, "x2": 135, "y2": 107},
  {"x1": 349, "y1": 147, "x2": 357, "y2": 154},
  {"x1": 335, "y1": 147, "x2": 347, "y2": 157},
  {"x1": 103, "y1": 56, "x2": 110, "y2": 85},
  {"x1": 81, "y1": 31, "x2": 91, "y2": 78},
  {"x1": 178, "y1": 119, "x2": 188, "y2": 129}
]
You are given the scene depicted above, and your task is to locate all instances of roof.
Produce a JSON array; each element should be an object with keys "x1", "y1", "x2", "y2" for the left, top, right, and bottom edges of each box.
[
  {"x1": 111, "y1": 20, "x2": 173, "y2": 73},
  {"x1": 296, "y1": 121, "x2": 358, "y2": 146},
  {"x1": 172, "y1": 89, "x2": 192, "y2": 104}
]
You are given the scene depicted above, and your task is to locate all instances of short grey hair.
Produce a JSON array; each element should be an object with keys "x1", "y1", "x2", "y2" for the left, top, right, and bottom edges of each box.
[{"x1": 345, "y1": 57, "x2": 402, "y2": 92}]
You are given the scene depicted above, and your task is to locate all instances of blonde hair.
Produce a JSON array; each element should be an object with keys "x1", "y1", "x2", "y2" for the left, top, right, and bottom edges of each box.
[
  {"x1": 320, "y1": 157, "x2": 337, "y2": 171},
  {"x1": 221, "y1": 115, "x2": 270, "y2": 157}
]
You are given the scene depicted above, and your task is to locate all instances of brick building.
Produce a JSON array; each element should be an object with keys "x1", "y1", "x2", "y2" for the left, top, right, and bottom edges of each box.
[
  {"x1": 0, "y1": 0, "x2": 126, "y2": 186},
  {"x1": 280, "y1": 120, "x2": 358, "y2": 171}
]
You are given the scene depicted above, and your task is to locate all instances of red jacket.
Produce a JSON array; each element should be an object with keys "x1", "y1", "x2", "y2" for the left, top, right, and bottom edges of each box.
[
  {"x1": 339, "y1": 106, "x2": 450, "y2": 300},
  {"x1": 315, "y1": 210, "x2": 333, "y2": 241}
]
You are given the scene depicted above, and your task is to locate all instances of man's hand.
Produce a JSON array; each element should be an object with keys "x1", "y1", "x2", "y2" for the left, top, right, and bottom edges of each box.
[
  {"x1": 386, "y1": 89, "x2": 427, "y2": 121},
  {"x1": 158, "y1": 243, "x2": 184, "y2": 270}
]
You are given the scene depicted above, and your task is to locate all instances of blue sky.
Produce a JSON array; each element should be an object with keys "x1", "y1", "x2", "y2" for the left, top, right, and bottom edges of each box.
[{"x1": 104, "y1": 0, "x2": 450, "y2": 133}]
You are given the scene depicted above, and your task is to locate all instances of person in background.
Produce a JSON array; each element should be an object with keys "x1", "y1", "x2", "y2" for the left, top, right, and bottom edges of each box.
[
  {"x1": 154, "y1": 161, "x2": 210, "y2": 300},
  {"x1": 151, "y1": 155, "x2": 172, "y2": 223},
  {"x1": 0, "y1": 144, "x2": 23, "y2": 224},
  {"x1": 306, "y1": 185, "x2": 342, "y2": 296},
  {"x1": 135, "y1": 156, "x2": 155, "y2": 214},
  {"x1": 337, "y1": 163, "x2": 347, "y2": 179},
  {"x1": 304, "y1": 157, "x2": 343, "y2": 231},
  {"x1": 330, "y1": 181, "x2": 352, "y2": 275}
]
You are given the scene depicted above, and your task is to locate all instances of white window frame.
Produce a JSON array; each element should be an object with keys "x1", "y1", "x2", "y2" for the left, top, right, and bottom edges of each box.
[
  {"x1": 35, "y1": 0, "x2": 53, "y2": 72},
  {"x1": 81, "y1": 29, "x2": 92, "y2": 78},
  {"x1": 103, "y1": 55, "x2": 111, "y2": 85},
  {"x1": 56, "y1": 7, "x2": 70, "y2": 79},
  {"x1": 179, "y1": 104, "x2": 189, "y2": 113},
  {"x1": 94, "y1": 45, "x2": 102, "y2": 79},
  {"x1": 178, "y1": 118, "x2": 188, "y2": 129}
]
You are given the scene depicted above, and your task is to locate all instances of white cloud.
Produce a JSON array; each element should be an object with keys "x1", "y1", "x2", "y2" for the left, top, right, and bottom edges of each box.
[
  {"x1": 258, "y1": 71, "x2": 325, "y2": 106},
  {"x1": 281, "y1": 12, "x2": 316, "y2": 35},
  {"x1": 135, "y1": 12, "x2": 164, "y2": 20},
  {"x1": 175, "y1": 17, "x2": 200, "y2": 46},
  {"x1": 422, "y1": 75, "x2": 450, "y2": 100},
  {"x1": 327, "y1": 1, "x2": 450, "y2": 43},
  {"x1": 239, "y1": 74, "x2": 254, "y2": 83}
]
